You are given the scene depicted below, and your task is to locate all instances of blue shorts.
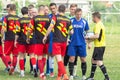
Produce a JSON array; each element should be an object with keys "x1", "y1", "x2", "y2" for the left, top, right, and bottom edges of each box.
[
  {"x1": 48, "y1": 32, "x2": 53, "y2": 53},
  {"x1": 67, "y1": 45, "x2": 87, "y2": 57}
]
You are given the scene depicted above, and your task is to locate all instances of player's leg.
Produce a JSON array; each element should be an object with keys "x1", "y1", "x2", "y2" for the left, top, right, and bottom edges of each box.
[
  {"x1": 49, "y1": 55, "x2": 54, "y2": 77},
  {"x1": 19, "y1": 52, "x2": 25, "y2": 77},
  {"x1": 96, "y1": 47, "x2": 110, "y2": 80},
  {"x1": 46, "y1": 55, "x2": 50, "y2": 75},
  {"x1": 67, "y1": 45, "x2": 76, "y2": 80},
  {"x1": 73, "y1": 56, "x2": 78, "y2": 77},
  {"x1": 64, "y1": 46, "x2": 69, "y2": 67},
  {"x1": 79, "y1": 45, "x2": 87, "y2": 80},
  {"x1": 29, "y1": 44, "x2": 38, "y2": 77}
]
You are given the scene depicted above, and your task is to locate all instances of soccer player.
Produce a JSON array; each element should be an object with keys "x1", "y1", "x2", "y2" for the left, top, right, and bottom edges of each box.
[
  {"x1": 86, "y1": 12, "x2": 110, "y2": 80},
  {"x1": 28, "y1": 4, "x2": 34, "y2": 18},
  {"x1": 64, "y1": 4, "x2": 78, "y2": 77},
  {"x1": 30, "y1": 5, "x2": 50, "y2": 80},
  {"x1": 46, "y1": 3, "x2": 58, "y2": 77},
  {"x1": 67, "y1": 8, "x2": 89, "y2": 80},
  {"x1": 14, "y1": 7, "x2": 38, "y2": 77},
  {"x1": 2, "y1": 4, "x2": 19, "y2": 75},
  {"x1": 44, "y1": 5, "x2": 49, "y2": 16},
  {"x1": 43, "y1": 4, "x2": 73, "y2": 80}
]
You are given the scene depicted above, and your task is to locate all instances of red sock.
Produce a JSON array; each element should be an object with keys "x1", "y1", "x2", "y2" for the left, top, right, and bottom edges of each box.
[
  {"x1": 30, "y1": 58, "x2": 36, "y2": 69},
  {"x1": 6, "y1": 55, "x2": 11, "y2": 67},
  {"x1": 12, "y1": 56, "x2": 17, "y2": 68},
  {"x1": 19, "y1": 59, "x2": 24, "y2": 70},
  {"x1": 0, "y1": 55, "x2": 8, "y2": 67},
  {"x1": 58, "y1": 61, "x2": 66, "y2": 77},
  {"x1": 42, "y1": 57, "x2": 46, "y2": 69},
  {"x1": 38, "y1": 59, "x2": 44, "y2": 74}
]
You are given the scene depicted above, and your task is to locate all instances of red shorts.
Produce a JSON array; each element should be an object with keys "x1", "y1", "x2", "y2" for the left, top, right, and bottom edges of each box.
[
  {"x1": 4, "y1": 41, "x2": 18, "y2": 56},
  {"x1": 17, "y1": 43, "x2": 36, "y2": 54},
  {"x1": 34, "y1": 44, "x2": 48, "y2": 56},
  {"x1": 52, "y1": 42, "x2": 67, "y2": 56},
  {"x1": 0, "y1": 45, "x2": 3, "y2": 56}
]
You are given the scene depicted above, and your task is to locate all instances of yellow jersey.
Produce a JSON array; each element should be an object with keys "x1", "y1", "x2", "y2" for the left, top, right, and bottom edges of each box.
[{"x1": 93, "y1": 21, "x2": 106, "y2": 47}]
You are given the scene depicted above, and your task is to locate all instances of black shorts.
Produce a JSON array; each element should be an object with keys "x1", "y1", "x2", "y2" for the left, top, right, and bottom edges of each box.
[{"x1": 92, "y1": 47, "x2": 105, "y2": 60}]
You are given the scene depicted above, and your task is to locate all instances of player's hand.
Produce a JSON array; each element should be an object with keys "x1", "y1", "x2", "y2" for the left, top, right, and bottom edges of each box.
[
  {"x1": 14, "y1": 41, "x2": 17, "y2": 48},
  {"x1": 67, "y1": 39, "x2": 71, "y2": 45},
  {"x1": 26, "y1": 38, "x2": 30, "y2": 44},
  {"x1": 88, "y1": 43, "x2": 92, "y2": 49},
  {"x1": 43, "y1": 36, "x2": 47, "y2": 44}
]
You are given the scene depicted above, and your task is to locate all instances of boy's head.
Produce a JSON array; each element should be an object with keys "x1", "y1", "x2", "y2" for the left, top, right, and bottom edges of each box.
[
  {"x1": 21, "y1": 7, "x2": 28, "y2": 15},
  {"x1": 92, "y1": 12, "x2": 101, "y2": 23},
  {"x1": 58, "y1": 5, "x2": 66, "y2": 13},
  {"x1": 49, "y1": 3, "x2": 57, "y2": 14}
]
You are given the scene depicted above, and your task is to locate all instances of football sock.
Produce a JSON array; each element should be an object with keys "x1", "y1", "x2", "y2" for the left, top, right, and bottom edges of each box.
[
  {"x1": 0, "y1": 55, "x2": 8, "y2": 67},
  {"x1": 42, "y1": 57, "x2": 46, "y2": 69},
  {"x1": 90, "y1": 64, "x2": 97, "y2": 78},
  {"x1": 30, "y1": 58, "x2": 36, "y2": 69},
  {"x1": 30, "y1": 59, "x2": 33, "y2": 71},
  {"x1": 12, "y1": 55, "x2": 17, "y2": 68},
  {"x1": 58, "y1": 61, "x2": 66, "y2": 77},
  {"x1": 38, "y1": 59, "x2": 44, "y2": 74},
  {"x1": 46, "y1": 59, "x2": 50, "y2": 74},
  {"x1": 6, "y1": 55, "x2": 11, "y2": 68},
  {"x1": 81, "y1": 62, "x2": 87, "y2": 76},
  {"x1": 69, "y1": 62, "x2": 74, "y2": 76},
  {"x1": 49, "y1": 56, "x2": 54, "y2": 73},
  {"x1": 64, "y1": 54, "x2": 69, "y2": 66},
  {"x1": 99, "y1": 65, "x2": 109, "y2": 79},
  {"x1": 19, "y1": 59, "x2": 24, "y2": 70}
]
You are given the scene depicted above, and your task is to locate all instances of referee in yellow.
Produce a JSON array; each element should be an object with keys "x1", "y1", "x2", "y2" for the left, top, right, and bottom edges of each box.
[{"x1": 86, "y1": 12, "x2": 110, "y2": 80}]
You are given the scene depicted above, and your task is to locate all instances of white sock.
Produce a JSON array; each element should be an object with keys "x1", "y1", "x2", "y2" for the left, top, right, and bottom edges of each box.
[
  {"x1": 33, "y1": 65, "x2": 36, "y2": 69},
  {"x1": 49, "y1": 56, "x2": 54, "y2": 69}
]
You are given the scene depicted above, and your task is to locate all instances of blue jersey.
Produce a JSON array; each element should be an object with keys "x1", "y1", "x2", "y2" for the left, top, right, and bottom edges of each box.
[{"x1": 69, "y1": 18, "x2": 89, "y2": 46}]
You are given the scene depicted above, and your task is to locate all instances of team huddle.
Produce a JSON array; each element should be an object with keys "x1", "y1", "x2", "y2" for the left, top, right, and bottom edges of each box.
[{"x1": 0, "y1": 3, "x2": 110, "y2": 80}]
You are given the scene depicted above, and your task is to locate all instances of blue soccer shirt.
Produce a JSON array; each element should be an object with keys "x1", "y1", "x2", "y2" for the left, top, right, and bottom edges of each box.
[{"x1": 69, "y1": 18, "x2": 89, "y2": 46}]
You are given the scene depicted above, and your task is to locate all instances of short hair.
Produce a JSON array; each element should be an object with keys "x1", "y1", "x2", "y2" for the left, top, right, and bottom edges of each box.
[
  {"x1": 70, "y1": 4, "x2": 77, "y2": 8},
  {"x1": 58, "y1": 5, "x2": 66, "y2": 13},
  {"x1": 6, "y1": 4, "x2": 11, "y2": 8},
  {"x1": 92, "y1": 12, "x2": 101, "y2": 19},
  {"x1": 49, "y1": 3, "x2": 57, "y2": 7},
  {"x1": 75, "y1": 8, "x2": 82, "y2": 14},
  {"x1": 9, "y1": 4, "x2": 16, "y2": 11},
  {"x1": 38, "y1": 5, "x2": 45, "y2": 11},
  {"x1": 21, "y1": 7, "x2": 28, "y2": 15},
  {"x1": 28, "y1": 4, "x2": 34, "y2": 9}
]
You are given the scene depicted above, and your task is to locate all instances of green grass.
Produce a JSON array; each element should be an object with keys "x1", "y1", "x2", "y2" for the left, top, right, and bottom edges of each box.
[{"x1": 0, "y1": 26, "x2": 120, "y2": 80}]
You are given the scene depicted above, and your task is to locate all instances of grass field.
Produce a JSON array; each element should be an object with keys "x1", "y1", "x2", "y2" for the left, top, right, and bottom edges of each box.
[{"x1": 0, "y1": 25, "x2": 120, "y2": 80}]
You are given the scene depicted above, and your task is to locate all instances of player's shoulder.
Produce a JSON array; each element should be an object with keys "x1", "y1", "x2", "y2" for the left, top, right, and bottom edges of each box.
[{"x1": 70, "y1": 17, "x2": 76, "y2": 23}]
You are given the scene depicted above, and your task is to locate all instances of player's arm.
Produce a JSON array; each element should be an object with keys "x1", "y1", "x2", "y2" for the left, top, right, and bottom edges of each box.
[
  {"x1": 1, "y1": 17, "x2": 7, "y2": 43},
  {"x1": 43, "y1": 16, "x2": 56, "y2": 44}
]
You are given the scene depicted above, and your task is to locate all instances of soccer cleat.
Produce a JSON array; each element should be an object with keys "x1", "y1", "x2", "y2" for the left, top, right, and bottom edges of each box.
[
  {"x1": 14, "y1": 66, "x2": 20, "y2": 73},
  {"x1": 69, "y1": 76, "x2": 74, "y2": 80},
  {"x1": 50, "y1": 72, "x2": 54, "y2": 77},
  {"x1": 56, "y1": 76, "x2": 61, "y2": 80},
  {"x1": 104, "y1": 78, "x2": 110, "y2": 80},
  {"x1": 40, "y1": 73, "x2": 46, "y2": 80},
  {"x1": 86, "y1": 77, "x2": 94, "y2": 80},
  {"x1": 62, "y1": 74, "x2": 69, "y2": 80},
  {"x1": 82, "y1": 75, "x2": 86, "y2": 80},
  {"x1": 9, "y1": 67, "x2": 14, "y2": 75},
  {"x1": 34, "y1": 69, "x2": 38, "y2": 77},
  {"x1": 19, "y1": 71, "x2": 25, "y2": 77}
]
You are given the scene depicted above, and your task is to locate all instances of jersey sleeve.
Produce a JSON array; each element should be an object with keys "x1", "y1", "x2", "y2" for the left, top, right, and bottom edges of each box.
[
  {"x1": 84, "y1": 20, "x2": 89, "y2": 31},
  {"x1": 49, "y1": 15, "x2": 56, "y2": 28},
  {"x1": 2, "y1": 16, "x2": 7, "y2": 32}
]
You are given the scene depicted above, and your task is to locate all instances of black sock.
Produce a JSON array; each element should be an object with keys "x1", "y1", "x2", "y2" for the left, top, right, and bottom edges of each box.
[
  {"x1": 90, "y1": 64, "x2": 97, "y2": 78},
  {"x1": 100, "y1": 65, "x2": 109, "y2": 79},
  {"x1": 69, "y1": 62, "x2": 74, "y2": 76},
  {"x1": 81, "y1": 62, "x2": 87, "y2": 76}
]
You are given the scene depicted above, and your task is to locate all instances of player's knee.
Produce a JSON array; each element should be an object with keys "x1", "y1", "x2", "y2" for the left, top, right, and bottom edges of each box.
[
  {"x1": 80, "y1": 57, "x2": 86, "y2": 63},
  {"x1": 96, "y1": 60, "x2": 103, "y2": 66},
  {"x1": 69, "y1": 56, "x2": 75, "y2": 62}
]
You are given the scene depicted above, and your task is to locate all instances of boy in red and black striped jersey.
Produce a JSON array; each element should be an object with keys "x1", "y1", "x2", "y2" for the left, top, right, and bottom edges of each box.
[
  {"x1": 15, "y1": 7, "x2": 38, "y2": 77},
  {"x1": 43, "y1": 5, "x2": 73, "y2": 80},
  {"x1": 0, "y1": 20, "x2": 8, "y2": 68},
  {"x1": 30, "y1": 5, "x2": 50, "y2": 79},
  {"x1": 2, "y1": 4, "x2": 20, "y2": 75}
]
